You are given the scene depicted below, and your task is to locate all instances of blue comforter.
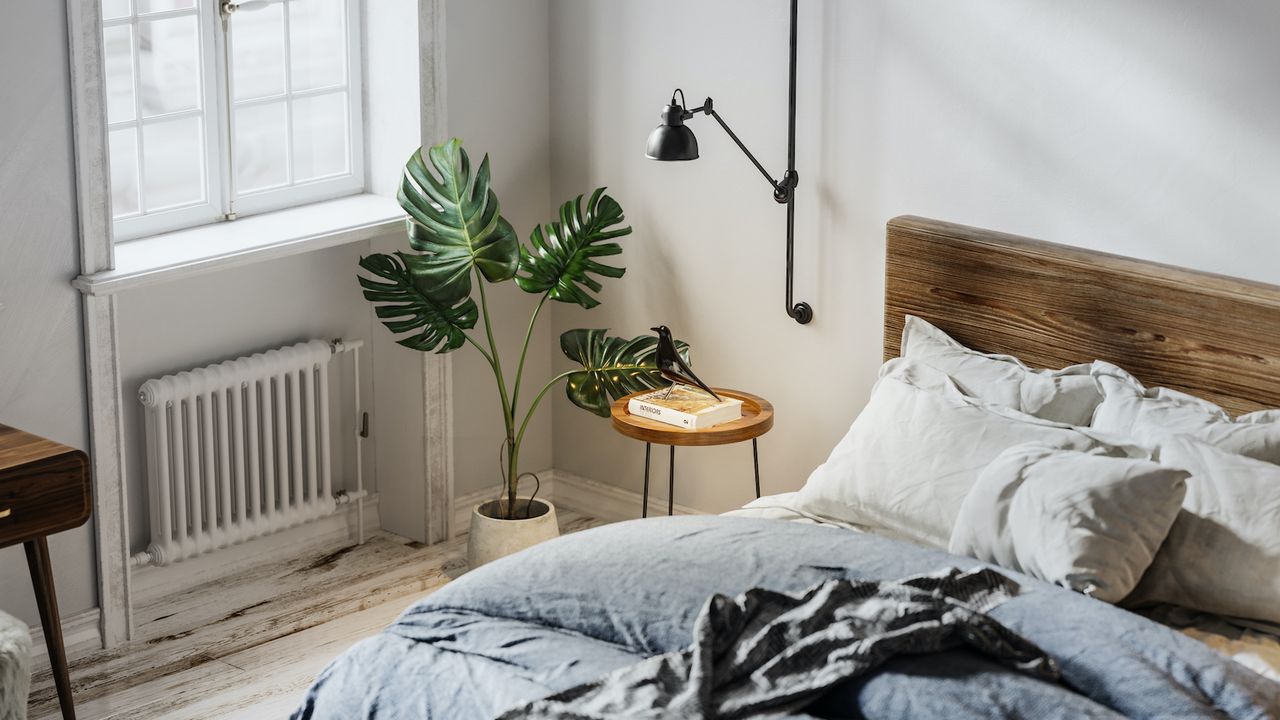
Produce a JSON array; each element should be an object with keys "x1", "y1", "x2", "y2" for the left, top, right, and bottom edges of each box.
[{"x1": 294, "y1": 517, "x2": 1280, "y2": 719}]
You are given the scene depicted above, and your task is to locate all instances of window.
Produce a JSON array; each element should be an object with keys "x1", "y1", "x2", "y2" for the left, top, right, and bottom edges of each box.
[{"x1": 102, "y1": 0, "x2": 364, "y2": 242}]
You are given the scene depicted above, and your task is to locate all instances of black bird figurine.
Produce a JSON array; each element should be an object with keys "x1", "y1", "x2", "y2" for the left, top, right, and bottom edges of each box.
[{"x1": 651, "y1": 325, "x2": 722, "y2": 402}]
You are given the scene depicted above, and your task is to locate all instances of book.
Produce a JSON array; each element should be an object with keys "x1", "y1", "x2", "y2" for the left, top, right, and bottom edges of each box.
[{"x1": 628, "y1": 384, "x2": 743, "y2": 430}]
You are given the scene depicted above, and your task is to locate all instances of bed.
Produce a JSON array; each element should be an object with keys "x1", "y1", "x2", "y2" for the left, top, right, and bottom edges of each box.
[
  {"x1": 727, "y1": 492, "x2": 1280, "y2": 684},
  {"x1": 294, "y1": 217, "x2": 1280, "y2": 719}
]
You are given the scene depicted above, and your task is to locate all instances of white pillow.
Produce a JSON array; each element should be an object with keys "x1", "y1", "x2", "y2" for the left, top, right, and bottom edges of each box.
[
  {"x1": 1127, "y1": 436, "x2": 1280, "y2": 625},
  {"x1": 950, "y1": 443, "x2": 1188, "y2": 603},
  {"x1": 1092, "y1": 367, "x2": 1280, "y2": 464},
  {"x1": 793, "y1": 358, "x2": 1139, "y2": 548},
  {"x1": 900, "y1": 315, "x2": 1103, "y2": 426}
]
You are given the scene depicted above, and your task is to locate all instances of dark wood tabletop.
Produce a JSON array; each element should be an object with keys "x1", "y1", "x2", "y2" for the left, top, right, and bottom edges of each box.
[{"x1": 0, "y1": 425, "x2": 91, "y2": 548}]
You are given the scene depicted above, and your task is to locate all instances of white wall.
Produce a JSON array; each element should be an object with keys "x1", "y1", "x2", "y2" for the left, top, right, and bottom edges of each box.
[
  {"x1": 547, "y1": 0, "x2": 1280, "y2": 510},
  {"x1": 445, "y1": 0, "x2": 554, "y2": 498},
  {"x1": 0, "y1": 1, "x2": 99, "y2": 626}
]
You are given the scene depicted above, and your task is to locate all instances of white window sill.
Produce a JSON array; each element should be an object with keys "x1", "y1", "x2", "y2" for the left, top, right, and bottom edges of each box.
[{"x1": 73, "y1": 194, "x2": 405, "y2": 296}]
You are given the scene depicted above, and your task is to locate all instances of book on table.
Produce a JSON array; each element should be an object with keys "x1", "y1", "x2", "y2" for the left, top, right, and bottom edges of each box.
[{"x1": 628, "y1": 384, "x2": 743, "y2": 430}]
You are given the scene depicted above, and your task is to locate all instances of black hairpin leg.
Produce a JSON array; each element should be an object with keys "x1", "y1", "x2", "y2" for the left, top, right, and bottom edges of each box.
[
  {"x1": 752, "y1": 438, "x2": 761, "y2": 498},
  {"x1": 642, "y1": 442, "x2": 651, "y2": 518},
  {"x1": 668, "y1": 446, "x2": 676, "y2": 516}
]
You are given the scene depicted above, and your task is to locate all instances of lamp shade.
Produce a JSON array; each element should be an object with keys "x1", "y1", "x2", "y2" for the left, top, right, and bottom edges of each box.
[{"x1": 645, "y1": 104, "x2": 699, "y2": 161}]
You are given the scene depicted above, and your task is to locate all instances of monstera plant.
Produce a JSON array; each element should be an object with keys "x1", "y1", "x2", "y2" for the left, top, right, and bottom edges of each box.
[{"x1": 360, "y1": 139, "x2": 688, "y2": 521}]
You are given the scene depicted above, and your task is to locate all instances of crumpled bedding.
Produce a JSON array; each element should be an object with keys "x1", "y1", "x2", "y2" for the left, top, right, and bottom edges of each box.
[
  {"x1": 732, "y1": 492, "x2": 1280, "y2": 684},
  {"x1": 504, "y1": 568, "x2": 1054, "y2": 719},
  {"x1": 294, "y1": 516, "x2": 1280, "y2": 719}
]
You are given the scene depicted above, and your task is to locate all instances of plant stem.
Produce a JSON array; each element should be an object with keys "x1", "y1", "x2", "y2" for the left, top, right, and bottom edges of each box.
[
  {"x1": 504, "y1": 292, "x2": 550, "y2": 521},
  {"x1": 512, "y1": 369, "x2": 578, "y2": 467},
  {"x1": 510, "y1": 293, "x2": 549, "y2": 413},
  {"x1": 466, "y1": 305, "x2": 510, "y2": 439},
  {"x1": 475, "y1": 276, "x2": 518, "y2": 517},
  {"x1": 461, "y1": 333, "x2": 511, "y2": 483},
  {"x1": 461, "y1": 333, "x2": 495, "y2": 369},
  {"x1": 474, "y1": 279, "x2": 514, "y2": 431}
]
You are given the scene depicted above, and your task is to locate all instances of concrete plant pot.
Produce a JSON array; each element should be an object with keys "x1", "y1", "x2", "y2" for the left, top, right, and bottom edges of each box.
[{"x1": 467, "y1": 498, "x2": 559, "y2": 569}]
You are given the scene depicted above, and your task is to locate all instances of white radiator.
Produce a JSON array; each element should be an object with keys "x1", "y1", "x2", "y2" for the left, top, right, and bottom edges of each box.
[{"x1": 133, "y1": 339, "x2": 364, "y2": 567}]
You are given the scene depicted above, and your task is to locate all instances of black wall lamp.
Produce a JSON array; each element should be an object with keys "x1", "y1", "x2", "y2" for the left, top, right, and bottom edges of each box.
[{"x1": 644, "y1": 0, "x2": 813, "y2": 325}]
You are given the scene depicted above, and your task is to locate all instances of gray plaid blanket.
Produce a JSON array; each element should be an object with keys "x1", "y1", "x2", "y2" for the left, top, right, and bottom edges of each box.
[{"x1": 501, "y1": 567, "x2": 1056, "y2": 719}]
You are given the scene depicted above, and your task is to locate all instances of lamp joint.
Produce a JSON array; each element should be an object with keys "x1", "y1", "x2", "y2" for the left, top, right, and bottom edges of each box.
[{"x1": 773, "y1": 170, "x2": 799, "y2": 203}]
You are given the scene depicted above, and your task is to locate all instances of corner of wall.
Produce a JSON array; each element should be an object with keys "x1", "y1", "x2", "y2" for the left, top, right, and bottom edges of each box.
[{"x1": 444, "y1": 0, "x2": 557, "y2": 498}]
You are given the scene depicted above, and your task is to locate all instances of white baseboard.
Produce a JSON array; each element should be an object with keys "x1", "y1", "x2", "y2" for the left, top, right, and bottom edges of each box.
[
  {"x1": 449, "y1": 468, "x2": 705, "y2": 531},
  {"x1": 451, "y1": 486, "x2": 496, "y2": 535},
  {"x1": 546, "y1": 469, "x2": 704, "y2": 521},
  {"x1": 132, "y1": 495, "x2": 383, "y2": 605},
  {"x1": 29, "y1": 608, "x2": 102, "y2": 670}
]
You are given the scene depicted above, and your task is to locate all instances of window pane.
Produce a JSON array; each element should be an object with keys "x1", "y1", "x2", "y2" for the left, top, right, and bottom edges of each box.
[
  {"x1": 102, "y1": 0, "x2": 132, "y2": 21},
  {"x1": 289, "y1": 0, "x2": 346, "y2": 91},
  {"x1": 143, "y1": 117, "x2": 205, "y2": 209},
  {"x1": 291, "y1": 92, "x2": 348, "y2": 181},
  {"x1": 109, "y1": 128, "x2": 141, "y2": 217},
  {"x1": 231, "y1": 1, "x2": 286, "y2": 101},
  {"x1": 138, "y1": 15, "x2": 201, "y2": 117},
  {"x1": 103, "y1": 25, "x2": 136, "y2": 124},
  {"x1": 235, "y1": 101, "x2": 289, "y2": 193},
  {"x1": 136, "y1": 0, "x2": 195, "y2": 13}
]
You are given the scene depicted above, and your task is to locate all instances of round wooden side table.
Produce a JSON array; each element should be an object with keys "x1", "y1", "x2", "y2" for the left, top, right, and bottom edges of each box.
[{"x1": 610, "y1": 389, "x2": 774, "y2": 517}]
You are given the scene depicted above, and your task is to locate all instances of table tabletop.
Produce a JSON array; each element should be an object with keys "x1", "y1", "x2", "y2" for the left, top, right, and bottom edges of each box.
[
  {"x1": 610, "y1": 388, "x2": 774, "y2": 447},
  {"x1": 0, "y1": 424, "x2": 81, "y2": 473}
]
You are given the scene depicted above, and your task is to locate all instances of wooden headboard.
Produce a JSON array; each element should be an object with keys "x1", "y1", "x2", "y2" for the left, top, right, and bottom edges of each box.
[{"x1": 884, "y1": 216, "x2": 1280, "y2": 416}]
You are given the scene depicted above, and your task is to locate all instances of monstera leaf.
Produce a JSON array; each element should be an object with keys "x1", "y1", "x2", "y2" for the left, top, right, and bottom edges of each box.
[
  {"x1": 560, "y1": 329, "x2": 690, "y2": 417},
  {"x1": 397, "y1": 139, "x2": 519, "y2": 303},
  {"x1": 516, "y1": 189, "x2": 631, "y2": 308},
  {"x1": 359, "y1": 252, "x2": 479, "y2": 353}
]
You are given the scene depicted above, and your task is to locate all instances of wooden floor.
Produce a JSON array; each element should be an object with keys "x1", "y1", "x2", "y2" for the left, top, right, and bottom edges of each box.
[{"x1": 29, "y1": 509, "x2": 605, "y2": 720}]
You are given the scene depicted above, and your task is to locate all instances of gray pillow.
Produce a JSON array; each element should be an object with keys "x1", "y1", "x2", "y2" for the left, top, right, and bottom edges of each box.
[
  {"x1": 901, "y1": 315, "x2": 1104, "y2": 426},
  {"x1": 1093, "y1": 366, "x2": 1280, "y2": 464},
  {"x1": 794, "y1": 359, "x2": 1129, "y2": 549},
  {"x1": 1126, "y1": 436, "x2": 1280, "y2": 624},
  {"x1": 950, "y1": 442, "x2": 1188, "y2": 603}
]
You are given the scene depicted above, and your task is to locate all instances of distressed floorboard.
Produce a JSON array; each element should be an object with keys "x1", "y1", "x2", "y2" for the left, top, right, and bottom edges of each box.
[{"x1": 29, "y1": 510, "x2": 605, "y2": 719}]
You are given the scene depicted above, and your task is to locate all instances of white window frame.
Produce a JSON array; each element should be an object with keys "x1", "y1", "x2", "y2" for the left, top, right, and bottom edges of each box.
[
  {"x1": 108, "y1": 0, "x2": 366, "y2": 243},
  {"x1": 105, "y1": 2, "x2": 224, "y2": 240}
]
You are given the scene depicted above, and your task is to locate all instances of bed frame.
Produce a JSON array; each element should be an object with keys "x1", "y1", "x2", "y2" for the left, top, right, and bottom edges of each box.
[{"x1": 884, "y1": 216, "x2": 1280, "y2": 416}]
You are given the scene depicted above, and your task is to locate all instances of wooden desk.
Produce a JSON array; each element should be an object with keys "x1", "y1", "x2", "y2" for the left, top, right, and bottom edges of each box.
[{"x1": 0, "y1": 424, "x2": 91, "y2": 720}]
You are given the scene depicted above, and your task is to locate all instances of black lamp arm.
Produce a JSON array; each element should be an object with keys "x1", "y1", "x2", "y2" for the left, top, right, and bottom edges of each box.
[
  {"x1": 661, "y1": 0, "x2": 810, "y2": 324},
  {"x1": 686, "y1": 98, "x2": 796, "y2": 204}
]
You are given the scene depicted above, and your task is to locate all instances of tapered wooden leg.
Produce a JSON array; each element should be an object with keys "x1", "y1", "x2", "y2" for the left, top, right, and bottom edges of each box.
[{"x1": 26, "y1": 538, "x2": 76, "y2": 720}]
